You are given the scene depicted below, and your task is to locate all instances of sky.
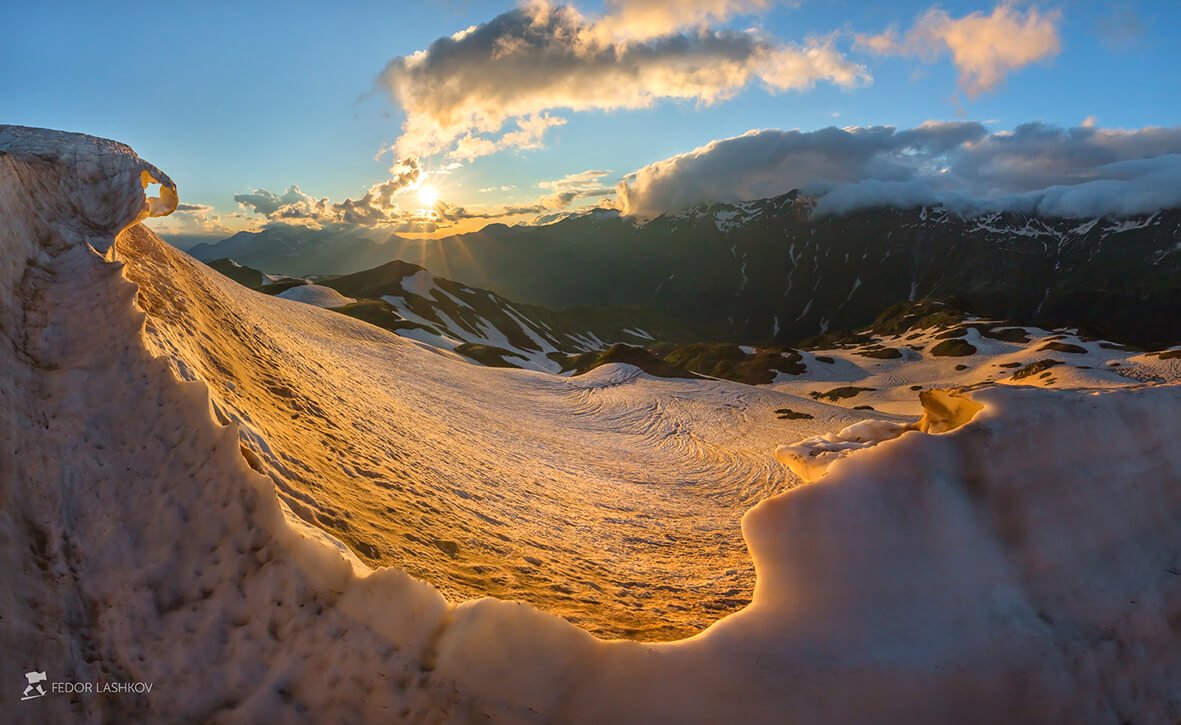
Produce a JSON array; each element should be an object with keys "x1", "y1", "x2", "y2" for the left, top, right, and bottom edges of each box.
[{"x1": 3, "y1": 0, "x2": 1180, "y2": 241}]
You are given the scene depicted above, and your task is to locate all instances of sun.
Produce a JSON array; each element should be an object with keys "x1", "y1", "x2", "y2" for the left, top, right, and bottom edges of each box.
[{"x1": 418, "y1": 185, "x2": 438, "y2": 207}]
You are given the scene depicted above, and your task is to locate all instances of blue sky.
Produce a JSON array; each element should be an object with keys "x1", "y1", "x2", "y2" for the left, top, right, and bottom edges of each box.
[{"x1": 3, "y1": 1, "x2": 1178, "y2": 238}]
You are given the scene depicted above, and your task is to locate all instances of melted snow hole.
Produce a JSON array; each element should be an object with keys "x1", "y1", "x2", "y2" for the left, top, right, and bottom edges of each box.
[{"x1": 139, "y1": 170, "x2": 178, "y2": 219}]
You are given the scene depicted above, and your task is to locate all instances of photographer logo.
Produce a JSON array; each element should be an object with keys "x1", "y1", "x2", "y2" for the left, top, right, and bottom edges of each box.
[
  {"x1": 21, "y1": 671, "x2": 47, "y2": 701},
  {"x1": 20, "y1": 670, "x2": 154, "y2": 701}
]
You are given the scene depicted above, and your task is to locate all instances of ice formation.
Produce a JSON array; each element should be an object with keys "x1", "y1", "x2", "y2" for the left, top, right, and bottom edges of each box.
[
  {"x1": 775, "y1": 389, "x2": 986, "y2": 481},
  {"x1": 3, "y1": 126, "x2": 1181, "y2": 722}
]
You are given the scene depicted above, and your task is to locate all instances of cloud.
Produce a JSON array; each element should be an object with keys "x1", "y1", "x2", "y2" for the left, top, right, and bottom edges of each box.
[
  {"x1": 387, "y1": 220, "x2": 439, "y2": 234},
  {"x1": 857, "y1": 3, "x2": 1060, "y2": 96},
  {"x1": 479, "y1": 185, "x2": 517, "y2": 193},
  {"x1": 424, "y1": 171, "x2": 617, "y2": 225},
  {"x1": 617, "y1": 122, "x2": 988, "y2": 216},
  {"x1": 378, "y1": 2, "x2": 868, "y2": 160},
  {"x1": 617, "y1": 121, "x2": 1181, "y2": 219},
  {"x1": 234, "y1": 180, "x2": 556, "y2": 232},
  {"x1": 947, "y1": 123, "x2": 1181, "y2": 192},
  {"x1": 815, "y1": 155, "x2": 1181, "y2": 219},
  {"x1": 998, "y1": 154, "x2": 1181, "y2": 218},
  {"x1": 538, "y1": 169, "x2": 611, "y2": 191},
  {"x1": 434, "y1": 200, "x2": 547, "y2": 221},
  {"x1": 145, "y1": 201, "x2": 234, "y2": 238},
  {"x1": 451, "y1": 113, "x2": 567, "y2": 162},
  {"x1": 333, "y1": 158, "x2": 424, "y2": 225},
  {"x1": 592, "y1": 0, "x2": 773, "y2": 41},
  {"x1": 234, "y1": 158, "x2": 426, "y2": 229},
  {"x1": 233, "y1": 185, "x2": 327, "y2": 218},
  {"x1": 175, "y1": 202, "x2": 214, "y2": 213},
  {"x1": 536, "y1": 169, "x2": 615, "y2": 208}
]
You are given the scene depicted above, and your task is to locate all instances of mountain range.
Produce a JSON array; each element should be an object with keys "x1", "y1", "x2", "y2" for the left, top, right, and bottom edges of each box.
[
  {"x1": 187, "y1": 193, "x2": 1181, "y2": 347},
  {"x1": 209, "y1": 256, "x2": 692, "y2": 372},
  {"x1": 189, "y1": 224, "x2": 394, "y2": 275}
]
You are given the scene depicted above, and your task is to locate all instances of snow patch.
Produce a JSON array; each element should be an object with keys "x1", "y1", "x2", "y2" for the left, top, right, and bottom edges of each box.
[{"x1": 277, "y1": 284, "x2": 355, "y2": 308}]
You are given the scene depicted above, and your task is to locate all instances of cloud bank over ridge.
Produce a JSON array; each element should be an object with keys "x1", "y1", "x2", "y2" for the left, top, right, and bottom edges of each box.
[{"x1": 617, "y1": 122, "x2": 1181, "y2": 219}]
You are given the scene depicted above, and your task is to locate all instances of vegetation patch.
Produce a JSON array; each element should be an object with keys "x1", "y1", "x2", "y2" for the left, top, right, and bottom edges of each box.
[
  {"x1": 1156, "y1": 349, "x2": 1181, "y2": 360},
  {"x1": 258, "y1": 279, "x2": 308, "y2": 295},
  {"x1": 930, "y1": 339, "x2": 977, "y2": 357},
  {"x1": 649, "y1": 343, "x2": 806, "y2": 384},
  {"x1": 332, "y1": 299, "x2": 440, "y2": 336},
  {"x1": 454, "y1": 343, "x2": 525, "y2": 369},
  {"x1": 800, "y1": 330, "x2": 871, "y2": 349},
  {"x1": 322, "y1": 260, "x2": 552, "y2": 353},
  {"x1": 207, "y1": 258, "x2": 266, "y2": 289},
  {"x1": 977, "y1": 325, "x2": 1031, "y2": 343},
  {"x1": 1011, "y1": 359, "x2": 1063, "y2": 380},
  {"x1": 1039, "y1": 341, "x2": 1087, "y2": 354},
  {"x1": 868, "y1": 299, "x2": 970, "y2": 336},
  {"x1": 810, "y1": 386, "x2": 876, "y2": 402},
  {"x1": 813, "y1": 355, "x2": 835, "y2": 364},
  {"x1": 775, "y1": 408, "x2": 814, "y2": 420},
  {"x1": 803, "y1": 300, "x2": 969, "y2": 350},
  {"x1": 855, "y1": 346, "x2": 903, "y2": 359},
  {"x1": 558, "y1": 345, "x2": 700, "y2": 379},
  {"x1": 1099, "y1": 341, "x2": 1139, "y2": 351}
]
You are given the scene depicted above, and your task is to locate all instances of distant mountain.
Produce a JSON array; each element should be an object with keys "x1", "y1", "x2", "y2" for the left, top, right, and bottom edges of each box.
[
  {"x1": 387, "y1": 194, "x2": 1181, "y2": 347},
  {"x1": 207, "y1": 257, "x2": 266, "y2": 288},
  {"x1": 204, "y1": 253, "x2": 825, "y2": 382},
  {"x1": 188, "y1": 225, "x2": 397, "y2": 276},
  {"x1": 206, "y1": 257, "x2": 306, "y2": 294},
  {"x1": 206, "y1": 256, "x2": 689, "y2": 372},
  {"x1": 193, "y1": 194, "x2": 1181, "y2": 347},
  {"x1": 203, "y1": 247, "x2": 1181, "y2": 390}
]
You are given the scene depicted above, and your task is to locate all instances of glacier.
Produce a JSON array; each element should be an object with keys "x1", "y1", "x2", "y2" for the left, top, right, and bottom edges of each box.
[{"x1": 3, "y1": 126, "x2": 1181, "y2": 722}]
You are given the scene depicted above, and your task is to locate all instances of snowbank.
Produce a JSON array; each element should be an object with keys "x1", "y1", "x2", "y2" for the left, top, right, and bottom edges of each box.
[
  {"x1": 776, "y1": 389, "x2": 985, "y2": 481},
  {"x1": 276, "y1": 283, "x2": 355, "y2": 307},
  {"x1": 3, "y1": 125, "x2": 1181, "y2": 722}
]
